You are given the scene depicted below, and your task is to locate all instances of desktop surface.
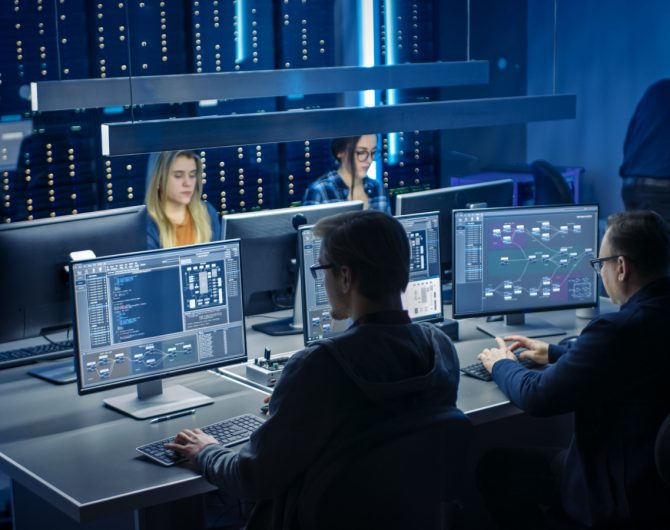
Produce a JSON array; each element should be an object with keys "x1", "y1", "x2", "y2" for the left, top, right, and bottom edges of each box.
[
  {"x1": 0, "y1": 369, "x2": 267, "y2": 524},
  {"x1": 0, "y1": 300, "x2": 615, "y2": 527}
]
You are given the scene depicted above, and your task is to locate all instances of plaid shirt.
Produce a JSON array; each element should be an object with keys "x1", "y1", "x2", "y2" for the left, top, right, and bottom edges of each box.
[{"x1": 302, "y1": 170, "x2": 391, "y2": 214}]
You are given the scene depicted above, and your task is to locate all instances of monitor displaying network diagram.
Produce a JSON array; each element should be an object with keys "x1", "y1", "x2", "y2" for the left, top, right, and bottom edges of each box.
[
  {"x1": 452, "y1": 204, "x2": 599, "y2": 337},
  {"x1": 299, "y1": 211, "x2": 442, "y2": 345},
  {"x1": 71, "y1": 240, "x2": 247, "y2": 419}
]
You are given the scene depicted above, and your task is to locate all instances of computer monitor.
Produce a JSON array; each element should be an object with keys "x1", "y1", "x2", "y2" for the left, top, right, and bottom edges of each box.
[
  {"x1": 71, "y1": 240, "x2": 247, "y2": 419},
  {"x1": 0, "y1": 206, "x2": 147, "y2": 345},
  {"x1": 221, "y1": 201, "x2": 364, "y2": 336},
  {"x1": 395, "y1": 179, "x2": 515, "y2": 282},
  {"x1": 299, "y1": 211, "x2": 443, "y2": 345},
  {"x1": 452, "y1": 204, "x2": 599, "y2": 338}
]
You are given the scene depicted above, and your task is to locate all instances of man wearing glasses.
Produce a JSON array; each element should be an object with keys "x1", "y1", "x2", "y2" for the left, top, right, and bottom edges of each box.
[
  {"x1": 301, "y1": 134, "x2": 392, "y2": 213},
  {"x1": 166, "y1": 210, "x2": 459, "y2": 527},
  {"x1": 476, "y1": 210, "x2": 670, "y2": 529}
]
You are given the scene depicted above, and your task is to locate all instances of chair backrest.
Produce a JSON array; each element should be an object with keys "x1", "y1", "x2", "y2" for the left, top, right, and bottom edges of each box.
[
  {"x1": 296, "y1": 406, "x2": 473, "y2": 530},
  {"x1": 531, "y1": 159, "x2": 574, "y2": 205},
  {"x1": 655, "y1": 412, "x2": 670, "y2": 486}
]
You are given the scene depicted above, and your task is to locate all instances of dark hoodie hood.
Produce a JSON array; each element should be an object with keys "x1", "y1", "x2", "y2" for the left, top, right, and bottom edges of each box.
[{"x1": 317, "y1": 322, "x2": 459, "y2": 407}]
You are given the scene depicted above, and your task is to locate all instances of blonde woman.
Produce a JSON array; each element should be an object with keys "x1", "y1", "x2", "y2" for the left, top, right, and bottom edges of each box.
[{"x1": 145, "y1": 150, "x2": 221, "y2": 249}]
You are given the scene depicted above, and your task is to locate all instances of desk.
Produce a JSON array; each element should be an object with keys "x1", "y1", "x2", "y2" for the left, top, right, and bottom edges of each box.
[
  {"x1": 0, "y1": 302, "x2": 613, "y2": 529},
  {"x1": 237, "y1": 303, "x2": 614, "y2": 424}
]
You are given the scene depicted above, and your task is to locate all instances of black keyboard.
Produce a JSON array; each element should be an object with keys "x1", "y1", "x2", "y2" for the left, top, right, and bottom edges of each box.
[
  {"x1": 137, "y1": 413, "x2": 266, "y2": 466},
  {"x1": 461, "y1": 353, "x2": 538, "y2": 382},
  {"x1": 0, "y1": 340, "x2": 74, "y2": 370}
]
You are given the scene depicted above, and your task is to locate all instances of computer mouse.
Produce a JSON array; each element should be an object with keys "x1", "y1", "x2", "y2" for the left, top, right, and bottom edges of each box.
[{"x1": 558, "y1": 335, "x2": 579, "y2": 347}]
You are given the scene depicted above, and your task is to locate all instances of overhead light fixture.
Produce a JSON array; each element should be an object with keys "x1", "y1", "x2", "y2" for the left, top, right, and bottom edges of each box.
[
  {"x1": 31, "y1": 61, "x2": 489, "y2": 112},
  {"x1": 101, "y1": 94, "x2": 576, "y2": 156}
]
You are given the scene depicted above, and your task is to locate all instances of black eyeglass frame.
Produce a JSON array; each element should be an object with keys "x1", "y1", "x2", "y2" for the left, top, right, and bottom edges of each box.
[
  {"x1": 309, "y1": 263, "x2": 337, "y2": 280},
  {"x1": 354, "y1": 149, "x2": 380, "y2": 162},
  {"x1": 589, "y1": 255, "x2": 623, "y2": 274}
]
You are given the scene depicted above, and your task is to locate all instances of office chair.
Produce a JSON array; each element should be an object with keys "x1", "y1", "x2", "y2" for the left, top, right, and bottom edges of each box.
[
  {"x1": 295, "y1": 406, "x2": 473, "y2": 530},
  {"x1": 655, "y1": 412, "x2": 670, "y2": 486},
  {"x1": 530, "y1": 159, "x2": 574, "y2": 205}
]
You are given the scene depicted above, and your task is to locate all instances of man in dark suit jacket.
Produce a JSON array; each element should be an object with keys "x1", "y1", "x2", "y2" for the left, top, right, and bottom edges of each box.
[
  {"x1": 620, "y1": 79, "x2": 670, "y2": 223},
  {"x1": 477, "y1": 210, "x2": 670, "y2": 529}
]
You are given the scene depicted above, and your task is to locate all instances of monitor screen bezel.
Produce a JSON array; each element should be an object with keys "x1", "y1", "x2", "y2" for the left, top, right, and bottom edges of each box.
[
  {"x1": 395, "y1": 211, "x2": 444, "y2": 324},
  {"x1": 451, "y1": 203, "x2": 600, "y2": 320},
  {"x1": 395, "y1": 179, "x2": 515, "y2": 276},
  {"x1": 299, "y1": 210, "x2": 444, "y2": 346},
  {"x1": 298, "y1": 224, "x2": 350, "y2": 346},
  {"x1": 0, "y1": 205, "x2": 147, "y2": 345},
  {"x1": 221, "y1": 201, "x2": 364, "y2": 316},
  {"x1": 71, "y1": 239, "x2": 248, "y2": 396}
]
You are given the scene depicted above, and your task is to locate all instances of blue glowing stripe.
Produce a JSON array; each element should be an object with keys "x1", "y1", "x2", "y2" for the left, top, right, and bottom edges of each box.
[
  {"x1": 384, "y1": 0, "x2": 399, "y2": 164},
  {"x1": 103, "y1": 106, "x2": 125, "y2": 115},
  {"x1": 1, "y1": 115, "x2": 22, "y2": 122},
  {"x1": 235, "y1": 0, "x2": 247, "y2": 64},
  {"x1": 383, "y1": 0, "x2": 396, "y2": 65},
  {"x1": 358, "y1": 0, "x2": 377, "y2": 108},
  {"x1": 358, "y1": 0, "x2": 380, "y2": 181}
]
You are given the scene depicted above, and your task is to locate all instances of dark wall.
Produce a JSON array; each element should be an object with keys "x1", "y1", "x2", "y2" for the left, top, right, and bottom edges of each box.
[
  {"x1": 435, "y1": 0, "x2": 528, "y2": 185},
  {"x1": 526, "y1": 0, "x2": 670, "y2": 218}
]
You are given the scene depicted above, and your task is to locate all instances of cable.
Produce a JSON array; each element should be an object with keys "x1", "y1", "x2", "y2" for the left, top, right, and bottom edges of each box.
[
  {"x1": 123, "y1": 1, "x2": 135, "y2": 122},
  {"x1": 552, "y1": 0, "x2": 558, "y2": 94},
  {"x1": 466, "y1": 0, "x2": 471, "y2": 61},
  {"x1": 53, "y1": 0, "x2": 63, "y2": 81}
]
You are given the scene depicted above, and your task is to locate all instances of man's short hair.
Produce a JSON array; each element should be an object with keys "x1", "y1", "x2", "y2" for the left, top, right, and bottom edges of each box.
[
  {"x1": 313, "y1": 210, "x2": 409, "y2": 302},
  {"x1": 607, "y1": 210, "x2": 670, "y2": 278}
]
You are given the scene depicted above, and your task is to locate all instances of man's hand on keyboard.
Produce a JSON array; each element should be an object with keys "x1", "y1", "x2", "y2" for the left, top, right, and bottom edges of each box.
[
  {"x1": 504, "y1": 335, "x2": 550, "y2": 365},
  {"x1": 164, "y1": 428, "x2": 218, "y2": 462},
  {"x1": 477, "y1": 337, "x2": 518, "y2": 373}
]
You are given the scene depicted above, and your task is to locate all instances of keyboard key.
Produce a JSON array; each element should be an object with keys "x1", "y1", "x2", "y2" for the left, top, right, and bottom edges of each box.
[
  {"x1": 137, "y1": 413, "x2": 266, "y2": 466},
  {"x1": 461, "y1": 353, "x2": 539, "y2": 382}
]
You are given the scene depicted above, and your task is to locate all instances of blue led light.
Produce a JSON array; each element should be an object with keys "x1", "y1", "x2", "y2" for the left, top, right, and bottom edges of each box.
[
  {"x1": 383, "y1": 0, "x2": 399, "y2": 164},
  {"x1": 103, "y1": 106, "x2": 124, "y2": 115},
  {"x1": 235, "y1": 0, "x2": 247, "y2": 64}
]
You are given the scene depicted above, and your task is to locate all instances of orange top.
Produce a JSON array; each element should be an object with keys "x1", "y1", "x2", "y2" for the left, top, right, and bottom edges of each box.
[{"x1": 174, "y1": 210, "x2": 195, "y2": 247}]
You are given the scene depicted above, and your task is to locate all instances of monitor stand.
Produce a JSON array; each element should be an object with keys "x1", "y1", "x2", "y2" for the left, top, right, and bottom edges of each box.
[
  {"x1": 477, "y1": 313, "x2": 566, "y2": 339},
  {"x1": 252, "y1": 275, "x2": 303, "y2": 336},
  {"x1": 104, "y1": 379, "x2": 213, "y2": 420},
  {"x1": 28, "y1": 359, "x2": 77, "y2": 385}
]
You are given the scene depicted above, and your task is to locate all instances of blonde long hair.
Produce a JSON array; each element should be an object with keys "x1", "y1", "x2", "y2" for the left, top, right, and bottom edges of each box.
[{"x1": 145, "y1": 150, "x2": 212, "y2": 248}]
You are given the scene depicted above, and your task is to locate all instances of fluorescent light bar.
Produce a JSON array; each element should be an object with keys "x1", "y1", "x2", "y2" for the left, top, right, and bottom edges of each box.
[
  {"x1": 31, "y1": 62, "x2": 489, "y2": 111},
  {"x1": 101, "y1": 94, "x2": 576, "y2": 156}
]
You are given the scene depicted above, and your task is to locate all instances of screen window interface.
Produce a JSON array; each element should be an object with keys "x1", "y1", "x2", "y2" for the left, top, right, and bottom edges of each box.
[
  {"x1": 72, "y1": 242, "x2": 246, "y2": 390},
  {"x1": 453, "y1": 205, "x2": 598, "y2": 317},
  {"x1": 301, "y1": 227, "x2": 352, "y2": 343},
  {"x1": 397, "y1": 213, "x2": 442, "y2": 322},
  {"x1": 301, "y1": 212, "x2": 442, "y2": 344}
]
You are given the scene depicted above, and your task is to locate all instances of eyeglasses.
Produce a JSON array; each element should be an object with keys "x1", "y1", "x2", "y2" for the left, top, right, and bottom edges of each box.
[
  {"x1": 309, "y1": 263, "x2": 337, "y2": 280},
  {"x1": 355, "y1": 149, "x2": 380, "y2": 162},
  {"x1": 589, "y1": 255, "x2": 622, "y2": 274}
]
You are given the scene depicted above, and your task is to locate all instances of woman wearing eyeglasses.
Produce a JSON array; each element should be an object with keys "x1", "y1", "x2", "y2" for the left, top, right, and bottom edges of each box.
[{"x1": 302, "y1": 134, "x2": 391, "y2": 214}]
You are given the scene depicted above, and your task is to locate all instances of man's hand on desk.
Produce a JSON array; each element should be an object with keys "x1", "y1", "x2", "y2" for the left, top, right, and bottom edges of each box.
[
  {"x1": 164, "y1": 428, "x2": 218, "y2": 462},
  {"x1": 504, "y1": 335, "x2": 549, "y2": 365},
  {"x1": 478, "y1": 337, "x2": 516, "y2": 372},
  {"x1": 477, "y1": 336, "x2": 550, "y2": 373}
]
